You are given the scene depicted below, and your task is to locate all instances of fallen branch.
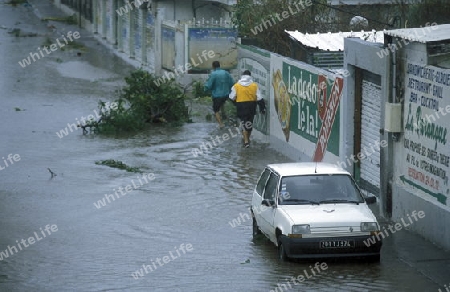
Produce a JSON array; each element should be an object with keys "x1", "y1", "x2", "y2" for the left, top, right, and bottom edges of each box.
[
  {"x1": 77, "y1": 117, "x2": 102, "y2": 134},
  {"x1": 47, "y1": 168, "x2": 57, "y2": 178}
]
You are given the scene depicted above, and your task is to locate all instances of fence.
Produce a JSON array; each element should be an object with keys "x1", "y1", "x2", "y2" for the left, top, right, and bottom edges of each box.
[{"x1": 57, "y1": 0, "x2": 237, "y2": 80}]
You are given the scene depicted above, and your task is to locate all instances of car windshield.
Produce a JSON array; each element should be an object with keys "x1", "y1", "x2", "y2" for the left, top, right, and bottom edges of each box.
[{"x1": 278, "y1": 174, "x2": 364, "y2": 205}]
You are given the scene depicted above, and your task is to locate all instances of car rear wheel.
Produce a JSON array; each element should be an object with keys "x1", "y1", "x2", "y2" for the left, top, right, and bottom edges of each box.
[
  {"x1": 252, "y1": 214, "x2": 261, "y2": 236},
  {"x1": 278, "y1": 240, "x2": 289, "y2": 261}
]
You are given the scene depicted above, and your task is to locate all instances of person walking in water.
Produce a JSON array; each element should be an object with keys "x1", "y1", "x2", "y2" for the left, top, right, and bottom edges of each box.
[
  {"x1": 229, "y1": 70, "x2": 266, "y2": 148},
  {"x1": 204, "y1": 61, "x2": 234, "y2": 128}
]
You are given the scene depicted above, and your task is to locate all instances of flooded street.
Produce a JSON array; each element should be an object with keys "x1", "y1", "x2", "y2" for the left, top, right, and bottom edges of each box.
[{"x1": 0, "y1": 2, "x2": 448, "y2": 291}]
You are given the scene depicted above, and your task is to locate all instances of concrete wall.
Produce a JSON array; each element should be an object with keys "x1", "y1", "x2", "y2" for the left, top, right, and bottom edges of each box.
[
  {"x1": 236, "y1": 46, "x2": 346, "y2": 164},
  {"x1": 152, "y1": 0, "x2": 233, "y2": 22},
  {"x1": 195, "y1": 0, "x2": 232, "y2": 21},
  {"x1": 344, "y1": 37, "x2": 390, "y2": 215},
  {"x1": 157, "y1": 0, "x2": 194, "y2": 20},
  {"x1": 392, "y1": 39, "x2": 450, "y2": 250},
  {"x1": 393, "y1": 185, "x2": 450, "y2": 250},
  {"x1": 269, "y1": 54, "x2": 345, "y2": 163},
  {"x1": 53, "y1": 0, "x2": 237, "y2": 88}
]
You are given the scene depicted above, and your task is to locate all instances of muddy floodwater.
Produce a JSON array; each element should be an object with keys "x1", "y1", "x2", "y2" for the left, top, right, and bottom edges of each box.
[{"x1": 0, "y1": 2, "x2": 447, "y2": 292}]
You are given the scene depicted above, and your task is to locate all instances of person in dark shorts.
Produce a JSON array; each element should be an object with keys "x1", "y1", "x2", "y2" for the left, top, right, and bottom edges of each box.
[
  {"x1": 229, "y1": 70, "x2": 266, "y2": 148},
  {"x1": 204, "y1": 61, "x2": 234, "y2": 128}
]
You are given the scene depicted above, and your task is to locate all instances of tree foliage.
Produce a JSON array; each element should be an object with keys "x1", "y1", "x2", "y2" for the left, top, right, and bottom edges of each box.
[
  {"x1": 403, "y1": 0, "x2": 450, "y2": 27},
  {"x1": 121, "y1": 70, "x2": 189, "y2": 124},
  {"x1": 232, "y1": 0, "x2": 331, "y2": 56},
  {"x1": 233, "y1": 0, "x2": 450, "y2": 57}
]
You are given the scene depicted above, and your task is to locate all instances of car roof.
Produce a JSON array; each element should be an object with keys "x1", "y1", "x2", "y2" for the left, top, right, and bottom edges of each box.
[{"x1": 267, "y1": 162, "x2": 350, "y2": 177}]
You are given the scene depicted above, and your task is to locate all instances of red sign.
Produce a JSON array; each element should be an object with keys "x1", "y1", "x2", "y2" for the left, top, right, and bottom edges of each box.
[
  {"x1": 313, "y1": 77, "x2": 344, "y2": 162},
  {"x1": 317, "y1": 75, "x2": 328, "y2": 121}
]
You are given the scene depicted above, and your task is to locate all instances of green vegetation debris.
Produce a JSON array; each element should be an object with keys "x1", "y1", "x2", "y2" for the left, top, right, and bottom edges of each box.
[
  {"x1": 42, "y1": 15, "x2": 77, "y2": 25},
  {"x1": 95, "y1": 159, "x2": 142, "y2": 173},
  {"x1": 43, "y1": 37, "x2": 86, "y2": 52},
  {"x1": 9, "y1": 28, "x2": 21, "y2": 37},
  {"x1": 43, "y1": 37, "x2": 52, "y2": 47},
  {"x1": 60, "y1": 41, "x2": 86, "y2": 51},
  {"x1": 192, "y1": 80, "x2": 209, "y2": 99},
  {"x1": 93, "y1": 69, "x2": 189, "y2": 134}
]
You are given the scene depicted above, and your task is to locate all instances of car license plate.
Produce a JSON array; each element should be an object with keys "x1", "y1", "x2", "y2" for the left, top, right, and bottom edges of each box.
[{"x1": 320, "y1": 240, "x2": 354, "y2": 248}]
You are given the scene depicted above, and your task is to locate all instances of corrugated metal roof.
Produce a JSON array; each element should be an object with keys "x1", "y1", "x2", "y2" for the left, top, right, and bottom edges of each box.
[
  {"x1": 286, "y1": 30, "x2": 384, "y2": 51},
  {"x1": 384, "y1": 24, "x2": 450, "y2": 43}
]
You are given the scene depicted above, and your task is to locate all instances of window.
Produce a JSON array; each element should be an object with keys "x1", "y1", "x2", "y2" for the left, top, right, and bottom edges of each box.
[
  {"x1": 256, "y1": 169, "x2": 270, "y2": 195},
  {"x1": 263, "y1": 173, "x2": 279, "y2": 201},
  {"x1": 279, "y1": 174, "x2": 364, "y2": 204}
]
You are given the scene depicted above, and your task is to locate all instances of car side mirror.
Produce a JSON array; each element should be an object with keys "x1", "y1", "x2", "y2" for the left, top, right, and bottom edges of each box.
[
  {"x1": 364, "y1": 195, "x2": 377, "y2": 205},
  {"x1": 262, "y1": 199, "x2": 275, "y2": 207}
]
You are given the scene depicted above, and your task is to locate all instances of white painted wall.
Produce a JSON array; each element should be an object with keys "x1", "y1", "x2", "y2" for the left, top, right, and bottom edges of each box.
[
  {"x1": 343, "y1": 37, "x2": 390, "y2": 218},
  {"x1": 343, "y1": 38, "x2": 390, "y2": 175},
  {"x1": 392, "y1": 41, "x2": 450, "y2": 250},
  {"x1": 195, "y1": 0, "x2": 232, "y2": 21},
  {"x1": 156, "y1": 0, "x2": 194, "y2": 20},
  {"x1": 234, "y1": 47, "x2": 346, "y2": 164},
  {"x1": 155, "y1": 0, "x2": 232, "y2": 22}
]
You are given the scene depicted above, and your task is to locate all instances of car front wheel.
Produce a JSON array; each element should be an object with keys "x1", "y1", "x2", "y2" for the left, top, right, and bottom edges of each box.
[{"x1": 278, "y1": 239, "x2": 289, "y2": 261}]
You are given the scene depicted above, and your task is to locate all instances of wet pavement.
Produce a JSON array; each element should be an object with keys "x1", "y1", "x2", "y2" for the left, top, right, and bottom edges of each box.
[{"x1": 1, "y1": 1, "x2": 450, "y2": 291}]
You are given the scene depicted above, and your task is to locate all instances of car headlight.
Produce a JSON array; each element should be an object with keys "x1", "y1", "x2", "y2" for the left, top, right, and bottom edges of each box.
[
  {"x1": 292, "y1": 224, "x2": 311, "y2": 234},
  {"x1": 361, "y1": 222, "x2": 379, "y2": 232}
]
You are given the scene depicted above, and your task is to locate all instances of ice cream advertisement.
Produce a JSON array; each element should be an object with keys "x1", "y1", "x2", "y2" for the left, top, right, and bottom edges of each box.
[{"x1": 270, "y1": 55, "x2": 343, "y2": 161}]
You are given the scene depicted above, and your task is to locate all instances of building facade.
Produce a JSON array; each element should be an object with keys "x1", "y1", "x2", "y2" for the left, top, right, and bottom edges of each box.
[
  {"x1": 53, "y1": 0, "x2": 238, "y2": 85},
  {"x1": 344, "y1": 24, "x2": 450, "y2": 250}
]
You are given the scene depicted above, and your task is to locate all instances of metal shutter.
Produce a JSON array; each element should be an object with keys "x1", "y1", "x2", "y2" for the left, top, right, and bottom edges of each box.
[{"x1": 360, "y1": 73, "x2": 382, "y2": 195}]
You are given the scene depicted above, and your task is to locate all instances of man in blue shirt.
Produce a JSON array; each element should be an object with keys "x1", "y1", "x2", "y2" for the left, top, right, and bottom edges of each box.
[{"x1": 204, "y1": 61, "x2": 234, "y2": 128}]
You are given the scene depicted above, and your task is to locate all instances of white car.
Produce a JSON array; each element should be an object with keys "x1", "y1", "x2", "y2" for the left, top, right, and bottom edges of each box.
[{"x1": 251, "y1": 162, "x2": 382, "y2": 262}]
